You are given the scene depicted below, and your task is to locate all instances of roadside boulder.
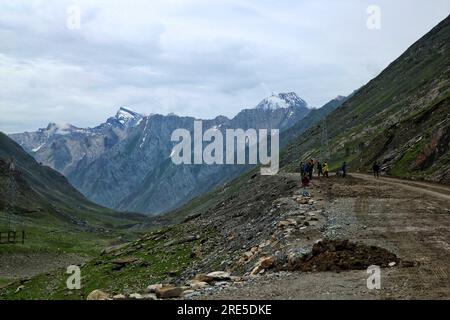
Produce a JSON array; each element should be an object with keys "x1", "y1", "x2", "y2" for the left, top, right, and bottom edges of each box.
[
  {"x1": 129, "y1": 293, "x2": 143, "y2": 300},
  {"x1": 155, "y1": 285, "x2": 185, "y2": 299},
  {"x1": 147, "y1": 283, "x2": 163, "y2": 293},
  {"x1": 251, "y1": 256, "x2": 276, "y2": 276},
  {"x1": 87, "y1": 290, "x2": 110, "y2": 300},
  {"x1": 206, "y1": 271, "x2": 231, "y2": 281}
]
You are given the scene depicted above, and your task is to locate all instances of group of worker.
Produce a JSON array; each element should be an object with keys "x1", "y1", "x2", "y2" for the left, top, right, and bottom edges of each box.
[
  {"x1": 300, "y1": 159, "x2": 330, "y2": 187},
  {"x1": 301, "y1": 159, "x2": 351, "y2": 179},
  {"x1": 300, "y1": 158, "x2": 382, "y2": 183}
]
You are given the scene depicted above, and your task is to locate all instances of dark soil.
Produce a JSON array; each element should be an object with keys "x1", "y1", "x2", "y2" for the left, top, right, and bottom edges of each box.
[{"x1": 287, "y1": 240, "x2": 400, "y2": 272}]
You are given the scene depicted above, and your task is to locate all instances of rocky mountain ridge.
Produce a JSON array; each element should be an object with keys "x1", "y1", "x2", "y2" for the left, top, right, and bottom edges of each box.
[{"x1": 10, "y1": 92, "x2": 318, "y2": 214}]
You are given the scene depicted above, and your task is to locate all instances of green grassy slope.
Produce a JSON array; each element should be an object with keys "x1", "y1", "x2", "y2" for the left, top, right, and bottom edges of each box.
[
  {"x1": 281, "y1": 96, "x2": 349, "y2": 148},
  {"x1": 0, "y1": 132, "x2": 150, "y2": 261},
  {"x1": 0, "y1": 222, "x2": 212, "y2": 299}
]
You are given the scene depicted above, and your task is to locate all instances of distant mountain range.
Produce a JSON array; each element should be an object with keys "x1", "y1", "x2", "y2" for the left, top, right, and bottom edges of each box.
[{"x1": 10, "y1": 92, "x2": 345, "y2": 215}]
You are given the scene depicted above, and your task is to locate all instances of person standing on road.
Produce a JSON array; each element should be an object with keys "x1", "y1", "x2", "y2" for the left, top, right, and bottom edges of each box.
[
  {"x1": 342, "y1": 162, "x2": 348, "y2": 178},
  {"x1": 317, "y1": 161, "x2": 323, "y2": 178},
  {"x1": 308, "y1": 159, "x2": 314, "y2": 180},
  {"x1": 373, "y1": 161, "x2": 381, "y2": 179},
  {"x1": 304, "y1": 161, "x2": 311, "y2": 180},
  {"x1": 323, "y1": 162, "x2": 329, "y2": 178},
  {"x1": 299, "y1": 161, "x2": 305, "y2": 178}
]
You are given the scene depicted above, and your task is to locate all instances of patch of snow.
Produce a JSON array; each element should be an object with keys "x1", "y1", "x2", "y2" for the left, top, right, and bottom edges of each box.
[
  {"x1": 256, "y1": 93, "x2": 289, "y2": 110},
  {"x1": 255, "y1": 92, "x2": 308, "y2": 110},
  {"x1": 139, "y1": 118, "x2": 150, "y2": 149},
  {"x1": 32, "y1": 143, "x2": 45, "y2": 152}
]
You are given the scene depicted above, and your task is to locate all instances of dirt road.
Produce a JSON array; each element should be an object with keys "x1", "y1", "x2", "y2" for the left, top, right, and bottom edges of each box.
[
  {"x1": 352, "y1": 173, "x2": 450, "y2": 201},
  {"x1": 199, "y1": 174, "x2": 450, "y2": 300}
]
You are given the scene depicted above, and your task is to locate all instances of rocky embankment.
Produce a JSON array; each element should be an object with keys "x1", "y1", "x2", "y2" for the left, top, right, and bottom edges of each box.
[{"x1": 84, "y1": 175, "x2": 399, "y2": 300}]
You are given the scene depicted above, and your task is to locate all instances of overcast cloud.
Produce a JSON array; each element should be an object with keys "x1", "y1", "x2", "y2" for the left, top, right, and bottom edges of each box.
[{"x1": 1, "y1": 0, "x2": 449, "y2": 133}]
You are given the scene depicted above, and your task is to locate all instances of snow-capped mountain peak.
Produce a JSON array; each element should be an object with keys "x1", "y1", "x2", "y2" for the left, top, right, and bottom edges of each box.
[
  {"x1": 279, "y1": 92, "x2": 307, "y2": 107},
  {"x1": 255, "y1": 92, "x2": 308, "y2": 111}
]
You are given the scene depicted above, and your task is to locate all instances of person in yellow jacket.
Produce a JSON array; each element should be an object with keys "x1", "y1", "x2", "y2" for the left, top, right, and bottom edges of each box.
[{"x1": 323, "y1": 162, "x2": 330, "y2": 178}]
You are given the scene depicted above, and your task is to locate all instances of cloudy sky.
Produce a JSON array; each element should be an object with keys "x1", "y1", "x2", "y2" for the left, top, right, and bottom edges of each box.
[{"x1": 1, "y1": 0, "x2": 449, "y2": 133}]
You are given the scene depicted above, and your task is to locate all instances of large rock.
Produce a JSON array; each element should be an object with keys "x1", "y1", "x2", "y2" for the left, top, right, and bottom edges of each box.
[
  {"x1": 251, "y1": 256, "x2": 276, "y2": 276},
  {"x1": 155, "y1": 285, "x2": 185, "y2": 299},
  {"x1": 206, "y1": 271, "x2": 231, "y2": 281},
  {"x1": 147, "y1": 283, "x2": 163, "y2": 293},
  {"x1": 129, "y1": 293, "x2": 143, "y2": 300},
  {"x1": 260, "y1": 256, "x2": 276, "y2": 269},
  {"x1": 87, "y1": 290, "x2": 110, "y2": 300}
]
